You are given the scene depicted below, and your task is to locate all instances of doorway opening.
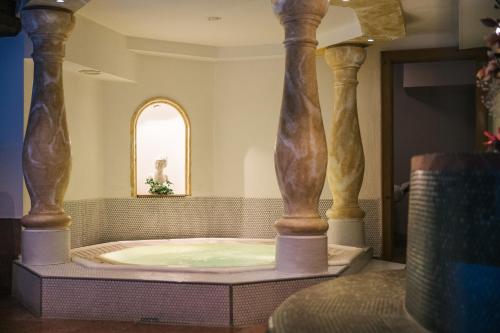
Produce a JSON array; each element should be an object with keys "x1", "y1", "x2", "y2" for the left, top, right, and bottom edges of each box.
[{"x1": 381, "y1": 47, "x2": 488, "y2": 262}]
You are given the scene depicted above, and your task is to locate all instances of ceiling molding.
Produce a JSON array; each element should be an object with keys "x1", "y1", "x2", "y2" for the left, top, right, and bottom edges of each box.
[
  {"x1": 77, "y1": 1, "x2": 364, "y2": 49},
  {"x1": 20, "y1": 0, "x2": 403, "y2": 62},
  {"x1": 127, "y1": 36, "x2": 285, "y2": 62},
  {"x1": 127, "y1": 37, "x2": 219, "y2": 62},
  {"x1": 63, "y1": 60, "x2": 134, "y2": 82},
  {"x1": 216, "y1": 44, "x2": 284, "y2": 62}
]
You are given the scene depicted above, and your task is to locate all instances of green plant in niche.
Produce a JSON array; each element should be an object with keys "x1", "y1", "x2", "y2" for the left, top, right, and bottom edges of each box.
[{"x1": 146, "y1": 177, "x2": 174, "y2": 195}]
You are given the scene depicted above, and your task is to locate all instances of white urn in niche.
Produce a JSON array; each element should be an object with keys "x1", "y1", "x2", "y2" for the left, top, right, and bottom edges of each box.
[
  {"x1": 145, "y1": 156, "x2": 174, "y2": 195},
  {"x1": 154, "y1": 157, "x2": 169, "y2": 184}
]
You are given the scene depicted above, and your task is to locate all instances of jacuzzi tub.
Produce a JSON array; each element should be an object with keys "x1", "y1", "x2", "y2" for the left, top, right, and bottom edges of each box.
[
  {"x1": 18, "y1": 238, "x2": 371, "y2": 326},
  {"x1": 72, "y1": 238, "x2": 364, "y2": 273}
]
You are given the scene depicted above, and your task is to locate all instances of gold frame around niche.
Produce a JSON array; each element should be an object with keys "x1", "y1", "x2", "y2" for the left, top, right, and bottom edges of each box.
[{"x1": 130, "y1": 97, "x2": 192, "y2": 197}]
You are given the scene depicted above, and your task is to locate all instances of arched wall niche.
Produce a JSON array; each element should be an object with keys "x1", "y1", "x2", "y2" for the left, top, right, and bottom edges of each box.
[{"x1": 131, "y1": 97, "x2": 191, "y2": 197}]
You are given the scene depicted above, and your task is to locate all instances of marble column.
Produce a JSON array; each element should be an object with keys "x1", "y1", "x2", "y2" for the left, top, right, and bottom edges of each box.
[
  {"x1": 272, "y1": 0, "x2": 329, "y2": 273},
  {"x1": 20, "y1": 8, "x2": 75, "y2": 265},
  {"x1": 324, "y1": 44, "x2": 367, "y2": 247}
]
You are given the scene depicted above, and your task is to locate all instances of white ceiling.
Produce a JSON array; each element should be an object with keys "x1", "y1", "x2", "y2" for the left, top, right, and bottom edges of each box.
[
  {"x1": 78, "y1": 0, "x2": 478, "y2": 48},
  {"x1": 459, "y1": 0, "x2": 497, "y2": 49},
  {"x1": 401, "y1": 0, "x2": 496, "y2": 48},
  {"x1": 401, "y1": 0, "x2": 458, "y2": 35},
  {"x1": 78, "y1": 0, "x2": 359, "y2": 47}
]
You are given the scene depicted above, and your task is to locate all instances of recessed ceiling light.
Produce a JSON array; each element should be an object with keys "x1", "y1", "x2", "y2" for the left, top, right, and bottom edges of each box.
[
  {"x1": 56, "y1": 0, "x2": 65, "y2": 3},
  {"x1": 208, "y1": 16, "x2": 222, "y2": 22},
  {"x1": 78, "y1": 69, "x2": 101, "y2": 75},
  {"x1": 367, "y1": 38, "x2": 375, "y2": 42}
]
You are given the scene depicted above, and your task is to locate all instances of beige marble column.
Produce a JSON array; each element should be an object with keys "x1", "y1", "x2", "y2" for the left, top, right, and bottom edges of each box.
[
  {"x1": 21, "y1": 8, "x2": 75, "y2": 265},
  {"x1": 272, "y1": 0, "x2": 329, "y2": 273},
  {"x1": 324, "y1": 44, "x2": 367, "y2": 247}
]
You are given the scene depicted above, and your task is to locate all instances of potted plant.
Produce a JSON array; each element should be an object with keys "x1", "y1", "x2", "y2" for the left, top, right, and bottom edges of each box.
[{"x1": 145, "y1": 177, "x2": 174, "y2": 195}]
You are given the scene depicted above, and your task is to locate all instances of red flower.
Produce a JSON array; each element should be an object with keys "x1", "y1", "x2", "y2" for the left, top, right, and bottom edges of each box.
[
  {"x1": 483, "y1": 128, "x2": 500, "y2": 145},
  {"x1": 477, "y1": 67, "x2": 488, "y2": 81},
  {"x1": 485, "y1": 32, "x2": 500, "y2": 48}
]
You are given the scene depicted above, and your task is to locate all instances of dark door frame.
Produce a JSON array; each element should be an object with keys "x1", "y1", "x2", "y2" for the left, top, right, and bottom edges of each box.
[{"x1": 381, "y1": 47, "x2": 489, "y2": 260}]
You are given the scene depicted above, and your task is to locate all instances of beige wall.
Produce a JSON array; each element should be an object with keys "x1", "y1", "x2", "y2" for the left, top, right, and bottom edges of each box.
[
  {"x1": 100, "y1": 54, "x2": 215, "y2": 198},
  {"x1": 208, "y1": 33, "x2": 458, "y2": 201},
  {"x1": 23, "y1": 16, "x2": 216, "y2": 207},
  {"x1": 356, "y1": 46, "x2": 383, "y2": 200},
  {"x1": 23, "y1": 14, "x2": 457, "y2": 208},
  {"x1": 66, "y1": 15, "x2": 135, "y2": 82},
  {"x1": 90, "y1": 52, "x2": 380, "y2": 200},
  {"x1": 210, "y1": 54, "x2": 381, "y2": 200},
  {"x1": 212, "y1": 58, "x2": 283, "y2": 198},
  {"x1": 212, "y1": 58, "x2": 332, "y2": 198},
  {"x1": 23, "y1": 60, "x2": 106, "y2": 214}
]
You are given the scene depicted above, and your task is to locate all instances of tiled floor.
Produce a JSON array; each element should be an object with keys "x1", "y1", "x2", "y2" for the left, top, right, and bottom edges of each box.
[
  {"x1": 359, "y1": 259, "x2": 405, "y2": 272},
  {"x1": 0, "y1": 297, "x2": 267, "y2": 333}
]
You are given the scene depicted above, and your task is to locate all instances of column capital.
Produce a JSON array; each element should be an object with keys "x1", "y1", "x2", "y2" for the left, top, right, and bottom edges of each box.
[
  {"x1": 272, "y1": 0, "x2": 329, "y2": 47},
  {"x1": 324, "y1": 44, "x2": 367, "y2": 70},
  {"x1": 22, "y1": 8, "x2": 75, "y2": 62},
  {"x1": 272, "y1": 0, "x2": 329, "y2": 19}
]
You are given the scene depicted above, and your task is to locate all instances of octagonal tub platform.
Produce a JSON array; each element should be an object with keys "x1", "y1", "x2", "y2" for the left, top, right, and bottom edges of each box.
[{"x1": 13, "y1": 238, "x2": 372, "y2": 327}]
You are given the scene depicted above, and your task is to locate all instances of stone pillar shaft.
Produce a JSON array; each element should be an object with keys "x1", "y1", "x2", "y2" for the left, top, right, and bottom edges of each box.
[
  {"x1": 324, "y1": 45, "x2": 367, "y2": 247},
  {"x1": 20, "y1": 8, "x2": 74, "y2": 265},
  {"x1": 22, "y1": 8, "x2": 74, "y2": 229},
  {"x1": 273, "y1": 0, "x2": 329, "y2": 236},
  {"x1": 272, "y1": 0, "x2": 329, "y2": 273}
]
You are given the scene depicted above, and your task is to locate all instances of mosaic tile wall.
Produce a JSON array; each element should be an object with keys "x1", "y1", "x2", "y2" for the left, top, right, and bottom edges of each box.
[
  {"x1": 232, "y1": 277, "x2": 336, "y2": 326},
  {"x1": 42, "y1": 278, "x2": 231, "y2": 325},
  {"x1": 406, "y1": 168, "x2": 500, "y2": 333},
  {"x1": 64, "y1": 197, "x2": 382, "y2": 256},
  {"x1": 12, "y1": 263, "x2": 342, "y2": 326}
]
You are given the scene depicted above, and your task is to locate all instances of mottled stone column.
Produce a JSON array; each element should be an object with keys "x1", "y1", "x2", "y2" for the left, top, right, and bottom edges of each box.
[
  {"x1": 20, "y1": 8, "x2": 75, "y2": 265},
  {"x1": 324, "y1": 44, "x2": 367, "y2": 247},
  {"x1": 272, "y1": 0, "x2": 329, "y2": 273}
]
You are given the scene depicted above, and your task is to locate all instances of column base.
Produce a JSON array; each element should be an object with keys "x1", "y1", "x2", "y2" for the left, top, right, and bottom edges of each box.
[
  {"x1": 21, "y1": 228, "x2": 70, "y2": 265},
  {"x1": 275, "y1": 235, "x2": 328, "y2": 274},
  {"x1": 327, "y1": 218, "x2": 365, "y2": 247}
]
